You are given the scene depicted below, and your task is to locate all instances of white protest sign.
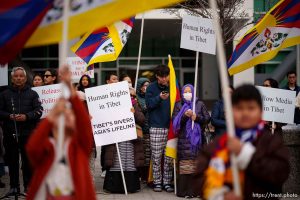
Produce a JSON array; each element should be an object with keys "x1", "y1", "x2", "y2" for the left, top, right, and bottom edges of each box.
[
  {"x1": 0, "y1": 64, "x2": 8, "y2": 86},
  {"x1": 66, "y1": 57, "x2": 94, "y2": 82},
  {"x1": 257, "y1": 86, "x2": 296, "y2": 124},
  {"x1": 32, "y1": 84, "x2": 62, "y2": 118},
  {"x1": 180, "y1": 15, "x2": 216, "y2": 55},
  {"x1": 85, "y1": 81, "x2": 137, "y2": 146}
]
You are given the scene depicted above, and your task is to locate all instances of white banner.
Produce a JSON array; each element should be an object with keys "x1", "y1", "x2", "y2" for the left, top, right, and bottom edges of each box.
[
  {"x1": 180, "y1": 15, "x2": 216, "y2": 55},
  {"x1": 67, "y1": 57, "x2": 94, "y2": 82},
  {"x1": 0, "y1": 64, "x2": 8, "y2": 86},
  {"x1": 32, "y1": 84, "x2": 62, "y2": 118},
  {"x1": 257, "y1": 86, "x2": 296, "y2": 124},
  {"x1": 85, "y1": 81, "x2": 137, "y2": 146}
]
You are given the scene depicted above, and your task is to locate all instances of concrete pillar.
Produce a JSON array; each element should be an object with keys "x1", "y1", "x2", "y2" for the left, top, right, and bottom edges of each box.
[
  {"x1": 201, "y1": 53, "x2": 219, "y2": 100},
  {"x1": 233, "y1": 68, "x2": 255, "y2": 88}
]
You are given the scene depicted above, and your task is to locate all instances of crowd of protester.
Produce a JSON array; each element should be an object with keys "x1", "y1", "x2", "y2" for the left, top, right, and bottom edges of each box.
[{"x1": 0, "y1": 65, "x2": 294, "y2": 199}]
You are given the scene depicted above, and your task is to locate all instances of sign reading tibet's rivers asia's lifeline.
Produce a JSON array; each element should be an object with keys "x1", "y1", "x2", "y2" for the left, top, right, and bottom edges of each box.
[
  {"x1": 180, "y1": 15, "x2": 216, "y2": 55},
  {"x1": 85, "y1": 81, "x2": 137, "y2": 146}
]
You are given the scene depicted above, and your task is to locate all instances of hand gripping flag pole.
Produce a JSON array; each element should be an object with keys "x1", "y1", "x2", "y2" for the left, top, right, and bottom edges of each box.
[
  {"x1": 57, "y1": 0, "x2": 70, "y2": 163},
  {"x1": 209, "y1": 0, "x2": 242, "y2": 196}
]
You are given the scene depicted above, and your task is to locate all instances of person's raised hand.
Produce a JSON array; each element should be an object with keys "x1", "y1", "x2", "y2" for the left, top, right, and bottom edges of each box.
[
  {"x1": 59, "y1": 65, "x2": 76, "y2": 96},
  {"x1": 227, "y1": 136, "x2": 243, "y2": 155},
  {"x1": 47, "y1": 98, "x2": 66, "y2": 124},
  {"x1": 191, "y1": 113, "x2": 197, "y2": 121}
]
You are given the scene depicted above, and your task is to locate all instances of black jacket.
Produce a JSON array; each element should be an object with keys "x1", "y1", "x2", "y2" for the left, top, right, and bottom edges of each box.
[
  {"x1": 145, "y1": 81, "x2": 170, "y2": 128},
  {"x1": 0, "y1": 85, "x2": 43, "y2": 137}
]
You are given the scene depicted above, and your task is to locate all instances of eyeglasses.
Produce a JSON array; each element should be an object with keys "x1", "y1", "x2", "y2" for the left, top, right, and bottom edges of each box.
[
  {"x1": 44, "y1": 75, "x2": 52, "y2": 78},
  {"x1": 263, "y1": 84, "x2": 271, "y2": 87}
]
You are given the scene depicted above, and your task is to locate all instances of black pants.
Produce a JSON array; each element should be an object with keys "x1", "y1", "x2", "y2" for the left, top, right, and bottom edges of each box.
[{"x1": 4, "y1": 135, "x2": 32, "y2": 190}]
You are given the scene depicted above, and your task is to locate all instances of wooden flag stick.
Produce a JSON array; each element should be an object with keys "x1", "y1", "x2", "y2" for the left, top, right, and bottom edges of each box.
[
  {"x1": 209, "y1": 0, "x2": 242, "y2": 196},
  {"x1": 57, "y1": 0, "x2": 70, "y2": 161},
  {"x1": 134, "y1": 14, "x2": 145, "y2": 90},
  {"x1": 192, "y1": 51, "x2": 199, "y2": 129},
  {"x1": 116, "y1": 143, "x2": 128, "y2": 195}
]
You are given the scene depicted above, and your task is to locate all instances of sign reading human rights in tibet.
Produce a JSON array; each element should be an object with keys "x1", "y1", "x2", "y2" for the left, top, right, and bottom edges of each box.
[
  {"x1": 257, "y1": 86, "x2": 296, "y2": 124},
  {"x1": 85, "y1": 81, "x2": 137, "y2": 146},
  {"x1": 180, "y1": 15, "x2": 216, "y2": 55}
]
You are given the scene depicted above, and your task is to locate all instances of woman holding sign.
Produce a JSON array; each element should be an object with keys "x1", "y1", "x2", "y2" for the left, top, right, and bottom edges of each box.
[
  {"x1": 173, "y1": 84, "x2": 210, "y2": 198},
  {"x1": 263, "y1": 78, "x2": 285, "y2": 134},
  {"x1": 103, "y1": 75, "x2": 145, "y2": 194},
  {"x1": 26, "y1": 66, "x2": 96, "y2": 200}
]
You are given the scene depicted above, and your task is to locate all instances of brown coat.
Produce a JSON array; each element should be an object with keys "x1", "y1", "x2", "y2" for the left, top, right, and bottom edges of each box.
[
  {"x1": 104, "y1": 102, "x2": 145, "y2": 168},
  {"x1": 197, "y1": 128, "x2": 290, "y2": 200}
]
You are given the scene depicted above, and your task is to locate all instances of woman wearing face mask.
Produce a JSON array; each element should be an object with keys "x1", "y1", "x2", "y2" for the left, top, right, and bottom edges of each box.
[
  {"x1": 103, "y1": 74, "x2": 145, "y2": 194},
  {"x1": 172, "y1": 84, "x2": 210, "y2": 198},
  {"x1": 136, "y1": 77, "x2": 151, "y2": 183}
]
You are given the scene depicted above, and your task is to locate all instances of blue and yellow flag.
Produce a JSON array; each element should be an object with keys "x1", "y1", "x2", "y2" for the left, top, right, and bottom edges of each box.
[
  {"x1": 71, "y1": 18, "x2": 135, "y2": 66},
  {"x1": 228, "y1": 0, "x2": 300, "y2": 75}
]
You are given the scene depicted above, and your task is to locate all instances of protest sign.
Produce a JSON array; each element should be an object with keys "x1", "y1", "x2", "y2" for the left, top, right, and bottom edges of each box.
[
  {"x1": 66, "y1": 57, "x2": 94, "y2": 82},
  {"x1": 257, "y1": 86, "x2": 296, "y2": 124},
  {"x1": 0, "y1": 64, "x2": 8, "y2": 86},
  {"x1": 85, "y1": 81, "x2": 137, "y2": 146},
  {"x1": 180, "y1": 15, "x2": 216, "y2": 55},
  {"x1": 32, "y1": 84, "x2": 62, "y2": 118}
]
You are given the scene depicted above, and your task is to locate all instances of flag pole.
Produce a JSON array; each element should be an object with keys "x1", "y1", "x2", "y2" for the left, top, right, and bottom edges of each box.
[
  {"x1": 209, "y1": 0, "x2": 241, "y2": 196},
  {"x1": 173, "y1": 158, "x2": 177, "y2": 195},
  {"x1": 134, "y1": 13, "x2": 145, "y2": 90},
  {"x1": 57, "y1": 0, "x2": 70, "y2": 161},
  {"x1": 116, "y1": 143, "x2": 128, "y2": 195},
  {"x1": 192, "y1": 51, "x2": 199, "y2": 129}
]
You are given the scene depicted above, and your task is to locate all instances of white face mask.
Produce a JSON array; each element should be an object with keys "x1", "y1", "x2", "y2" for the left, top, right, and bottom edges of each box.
[{"x1": 183, "y1": 92, "x2": 192, "y2": 101}]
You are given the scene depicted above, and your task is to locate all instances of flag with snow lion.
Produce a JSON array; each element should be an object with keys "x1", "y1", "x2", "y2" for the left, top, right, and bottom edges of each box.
[{"x1": 228, "y1": 0, "x2": 300, "y2": 75}]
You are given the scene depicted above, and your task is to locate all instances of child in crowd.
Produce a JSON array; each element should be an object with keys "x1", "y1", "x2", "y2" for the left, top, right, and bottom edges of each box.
[
  {"x1": 26, "y1": 66, "x2": 96, "y2": 200},
  {"x1": 197, "y1": 84, "x2": 290, "y2": 200}
]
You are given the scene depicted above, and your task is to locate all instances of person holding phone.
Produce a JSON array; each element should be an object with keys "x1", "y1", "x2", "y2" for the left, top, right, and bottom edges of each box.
[{"x1": 145, "y1": 65, "x2": 174, "y2": 192}]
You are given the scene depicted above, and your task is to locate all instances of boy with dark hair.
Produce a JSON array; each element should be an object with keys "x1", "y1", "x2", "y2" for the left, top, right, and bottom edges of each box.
[
  {"x1": 105, "y1": 72, "x2": 118, "y2": 84},
  {"x1": 146, "y1": 64, "x2": 174, "y2": 192},
  {"x1": 197, "y1": 84, "x2": 290, "y2": 200}
]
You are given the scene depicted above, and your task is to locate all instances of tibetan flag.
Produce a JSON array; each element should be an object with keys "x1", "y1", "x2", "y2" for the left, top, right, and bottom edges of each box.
[
  {"x1": 165, "y1": 55, "x2": 181, "y2": 159},
  {"x1": 25, "y1": 0, "x2": 183, "y2": 48},
  {"x1": 228, "y1": 0, "x2": 300, "y2": 75},
  {"x1": 71, "y1": 18, "x2": 135, "y2": 66},
  {"x1": 0, "y1": 0, "x2": 54, "y2": 64}
]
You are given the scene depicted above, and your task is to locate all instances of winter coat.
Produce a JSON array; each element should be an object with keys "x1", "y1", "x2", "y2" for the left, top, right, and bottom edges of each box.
[
  {"x1": 104, "y1": 102, "x2": 145, "y2": 168},
  {"x1": 26, "y1": 95, "x2": 96, "y2": 200},
  {"x1": 211, "y1": 100, "x2": 226, "y2": 136},
  {"x1": 0, "y1": 85, "x2": 43, "y2": 137},
  {"x1": 282, "y1": 85, "x2": 300, "y2": 124},
  {"x1": 196, "y1": 127, "x2": 290, "y2": 200},
  {"x1": 173, "y1": 99, "x2": 210, "y2": 161},
  {"x1": 145, "y1": 81, "x2": 170, "y2": 128},
  {"x1": 136, "y1": 78, "x2": 150, "y2": 134}
]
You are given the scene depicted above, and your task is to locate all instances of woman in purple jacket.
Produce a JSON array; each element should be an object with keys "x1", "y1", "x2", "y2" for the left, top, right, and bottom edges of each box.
[{"x1": 173, "y1": 84, "x2": 210, "y2": 198}]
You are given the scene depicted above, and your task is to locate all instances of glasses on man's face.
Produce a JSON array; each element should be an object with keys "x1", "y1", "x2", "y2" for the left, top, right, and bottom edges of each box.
[
  {"x1": 263, "y1": 84, "x2": 271, "y2": 87},
  {"x1": 44, "y1": 75, "x2": 52, "y2": 78}
]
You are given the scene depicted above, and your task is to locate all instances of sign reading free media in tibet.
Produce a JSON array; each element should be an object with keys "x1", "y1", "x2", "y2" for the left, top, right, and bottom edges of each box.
[
  {"x1": 85, "y1": 81, "x2": 137, "y2": 146},
  {"x1": 180, "y1": 15, "x2": 216, "y2": 55},
  {"x1": 257, "y1": 86, "x2": 296, "y2": 124}
]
